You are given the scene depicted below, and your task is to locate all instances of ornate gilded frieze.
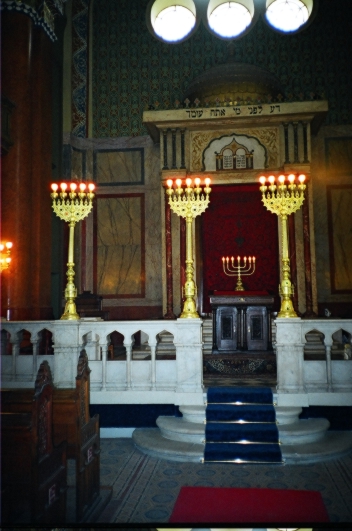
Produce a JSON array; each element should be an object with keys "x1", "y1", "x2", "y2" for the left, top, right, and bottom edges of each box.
[{"x1": 190, "y1": 128, "x2": 279, "y2": 172}]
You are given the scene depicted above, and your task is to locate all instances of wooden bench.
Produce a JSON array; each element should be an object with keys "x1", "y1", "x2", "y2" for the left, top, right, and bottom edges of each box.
[
  {"x1": 1, "y1": 350, "x2": 100, "y2": 523},
  {"x1": 1, "y1": 361, "x2": 67, "y2": 524},
  {"x1": 52, "y1": 350, "x2": 100, "y2": 522}
]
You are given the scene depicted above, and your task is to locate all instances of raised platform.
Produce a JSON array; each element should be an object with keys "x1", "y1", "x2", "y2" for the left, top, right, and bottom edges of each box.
[{"x1": 132, "y1": 397, "x2": 352, "y2": 464}]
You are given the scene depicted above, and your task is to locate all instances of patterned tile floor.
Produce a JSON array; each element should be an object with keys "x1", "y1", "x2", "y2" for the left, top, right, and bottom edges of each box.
[{"x1": 94, "y1": 438, "x2": 352, "y2": 525}]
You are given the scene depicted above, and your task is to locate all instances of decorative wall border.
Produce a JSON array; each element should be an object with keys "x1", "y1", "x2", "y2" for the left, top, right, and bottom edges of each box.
[
  {"x1": 93, "y1": 193, "x2": 146, "y2": 298},
  {"x1": 71, "y1": 0, "x2": 90, "y2": 137},
  {"x1": 0, "y1": 0, "x2": 64, "y2": 41}
]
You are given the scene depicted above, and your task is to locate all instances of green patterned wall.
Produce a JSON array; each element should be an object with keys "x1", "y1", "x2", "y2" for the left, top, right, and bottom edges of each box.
[{"x1": 92, "y1": 0, "x2": 351, "y2": 138}]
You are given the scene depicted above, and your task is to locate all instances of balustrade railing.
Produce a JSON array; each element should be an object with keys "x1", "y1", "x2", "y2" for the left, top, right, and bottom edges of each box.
[
  {"x1": 1, "y1": 320, "x2": 203, "y2": 402},
  {"x1": 275, "y1": 318, "x2": 352, "y2": 398},
  {"x1": 2, "y1": 318, "x2": 352, "y2": 405}
]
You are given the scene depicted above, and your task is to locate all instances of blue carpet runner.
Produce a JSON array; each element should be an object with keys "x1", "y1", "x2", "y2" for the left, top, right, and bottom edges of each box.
[{"x1": 203, "y1": 387, "x2": 283, "y2": 463}]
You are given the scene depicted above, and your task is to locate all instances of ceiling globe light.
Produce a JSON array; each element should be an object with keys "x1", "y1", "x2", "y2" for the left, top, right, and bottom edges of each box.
[
  {"x1": 266, "y1": 0, "x2": 311, "y2": 32},
  {"x1": 152, "y1": 4, "x2": 196, "y2": 42},
  {"x1": 208, "y1": 1, "x2": 253, "y2": 38}
]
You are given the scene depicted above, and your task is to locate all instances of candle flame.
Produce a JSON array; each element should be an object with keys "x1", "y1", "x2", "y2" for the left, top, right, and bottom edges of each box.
[
  {"x1": 259, "y1": 176, "x2": 266, "y2": 185},
  {"x1": 79, "y1": 183, "x2": 86, "y2": 191},
  {"x1": 166, "y1": 179, "x2": 173, "y2": 188},
  {"x1": 186, "y1": 178, "x2": 192, "y2": 187},
  {"x1": 288, "y1": 174, "x2": 295, "y2": 183},
  {"x1": 194, "y1": 177, "x2": 201, "y2": 186},
  {"x1": 278, "y1": 175, "x2": 285, "y2": 184},
  {"x1": 298, "y1": 174, "x2": 306, "y2": 183},
  {"x1": 176, "y1": 178, "x2": 182, "y2": 187},
  {"x1": 205, "y1": 177, "x2": 211, "y2": 186},
  {"x1": 51, "y1": 183, "x2": 58, "y2": 192},
  {"x1": 88, "y1": 183, "x2": 95, "y2": 191},
  {"x1": 268, "y1": 175, "x2": 275, "y2": 184},
  {"x1": 70, "y1": 183, "x2": 77, "y2": 191},
  {"x1": 6, "y1": 242, "x2": 13, "y2": 249},
  {"x1": 60, "y1": 182, "x2": 67, "y2": 191}
]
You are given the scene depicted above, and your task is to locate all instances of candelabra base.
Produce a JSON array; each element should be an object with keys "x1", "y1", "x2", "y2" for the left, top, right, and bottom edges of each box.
[
  {"x1": 277, "y1": 299, "x2": 298, "y2": 319},
  {"x1": 60, "y1": 300, "x2": 80, "y2": 321},
  {"x1": 180, "y1": 298, "x2": 199, "y2": 319}
]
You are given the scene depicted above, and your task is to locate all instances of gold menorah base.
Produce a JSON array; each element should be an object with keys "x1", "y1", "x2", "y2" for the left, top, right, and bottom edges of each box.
[
  {"x1": 235, "y1": 278, "x2": 245, "y2": 291},
  {"x1": 277, "y1": 274, "x2": 297, "y2": 318},
  {"x1": 61, "y1": 300, "x2": 80, "y2": 320}
]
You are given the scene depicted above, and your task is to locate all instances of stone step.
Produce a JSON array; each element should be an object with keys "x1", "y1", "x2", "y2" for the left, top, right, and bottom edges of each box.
[
  {"x1": 157, "y1": 416, "x2": 205, "y2": 443},
  {"x1": 132, "y1": 425, "x2": 352, "y2": 464},
  {"x1": 281, "y1": 431, "x2": 352, "y2": 464},
  {"x1": 179, "y1": 405, "x2": 206, "y2": 423},
  {"x1": 276, "y1": 406, "x2": 302, "y2": 424},
  {"x1": 132, "y1": 427, "x2": 204, "y2": 462},
  {"x1": 278, "y1": 418, "x2": 330, "y2": 445},
  {"x1": 133, "y1": 403, "x2": 349, "y2": 463}
]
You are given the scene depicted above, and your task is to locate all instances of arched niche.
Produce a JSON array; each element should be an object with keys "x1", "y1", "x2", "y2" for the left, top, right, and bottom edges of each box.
[
  {"x1": 156, "y1": 330, "x2": 176, "y2": 359},
  {"x1": 132, "y1": 330, "x2": 151, "y2": 360},
  {"x1": 304, "y1": 329, "x2": 325, "y2": 360}
]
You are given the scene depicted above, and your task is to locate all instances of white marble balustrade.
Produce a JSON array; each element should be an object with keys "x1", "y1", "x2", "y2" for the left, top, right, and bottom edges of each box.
[
  {"x1": 1, "y1": 318, "x2": 352, "y2": 407},
  {"x1": 275, "y1": 318, "x2": 352, "y2": 407},
  {"x1": 0, "y1": 319, "x2": 205, "y2": 406}
]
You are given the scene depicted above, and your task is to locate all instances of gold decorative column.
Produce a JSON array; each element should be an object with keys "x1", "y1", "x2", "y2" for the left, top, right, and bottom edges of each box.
[
  {"x1": 51, "y1": 182, "x2": 95, "y2": 320},
  {"x1": 166, "y1": 177, "x2": 211, "y2": 318},
  {"x1": 259, "y1": 173, "x2": 306, "y2": 318}
]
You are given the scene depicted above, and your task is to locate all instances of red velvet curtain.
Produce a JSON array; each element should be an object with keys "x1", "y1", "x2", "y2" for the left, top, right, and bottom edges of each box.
[{"x1": 202, "y1": 184, "x2": 279, "y2": 313}]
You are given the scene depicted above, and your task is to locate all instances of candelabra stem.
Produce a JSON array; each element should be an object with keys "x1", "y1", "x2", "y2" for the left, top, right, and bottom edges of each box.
[
  {"x1": 278, "y1": 214, "x2": 297, "y2": 318},
  {"x1": 180, "y1": 215, "x2": 199, "y2": 318},
  {"x1": 236, "y1": 267, "x2": 245, "y2": 291},
  {"x1": 61, "y1": 221, "x2": 79, "y2": 320}
]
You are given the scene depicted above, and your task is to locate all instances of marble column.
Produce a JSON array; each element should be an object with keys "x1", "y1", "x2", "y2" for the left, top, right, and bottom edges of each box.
[
  {"x1": 180, "y1": 216, "x2": 186, "y2": 311},
  {"x1": 1, "y1": 12, "x2": 53, "y2": 320},
  {"x1": 288, "y1": 214, "x2": 299, "y2": 313},
  {"x1": 302, "y1": 184, "x2": 316, "y2": 317},
  {"x1": 164, "y1": 193, "x2": 176, "y2": 319}
]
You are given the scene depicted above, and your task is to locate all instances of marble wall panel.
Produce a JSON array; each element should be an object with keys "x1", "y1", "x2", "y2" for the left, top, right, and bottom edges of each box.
[
  {"x1": 311, "y1": 125, "x2": 352, "y2": 306},
  {"x1": 95, "y1": 194, "x2": 144, "y2": 296},
  {"x1": 326, "y1": 137, "x2": 352, "y2": 174},
  {"x1": 327, "y1": 185, "x2": 352, "y2": 292},
  {"x1": 94, "y1": 148, "x2": 144, "y2": 185},
  {"x1": 63, "y1": 135, "x2": 163, "y2": 313}
]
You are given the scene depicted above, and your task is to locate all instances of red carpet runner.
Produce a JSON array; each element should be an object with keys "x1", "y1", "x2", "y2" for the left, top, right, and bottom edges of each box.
[{"x1": 169, "y1": 486, "x2": 330, "y2": 523}]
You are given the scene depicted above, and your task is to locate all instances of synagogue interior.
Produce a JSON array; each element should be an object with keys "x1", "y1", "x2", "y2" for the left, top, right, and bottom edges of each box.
[{"x1": 1, "y1": 0, "x2": 352, "y2": 526}]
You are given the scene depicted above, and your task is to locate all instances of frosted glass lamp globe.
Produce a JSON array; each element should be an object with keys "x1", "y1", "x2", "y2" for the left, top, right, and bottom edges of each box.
[
  {"x1": 266, "y1": 0, "x2": 310, "y2": 32},
  {"x1": 208, "y1": 2, "x2": 252, "y2": 38},
  {"x1": 153, "y1": 5, "x2": 196, "y2": 42}
]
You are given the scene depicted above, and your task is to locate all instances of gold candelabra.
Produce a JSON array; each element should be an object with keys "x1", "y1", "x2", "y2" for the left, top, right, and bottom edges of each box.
[
  {"x1": 0, "y1": 242, "x2": 13, "y2": 273},
  {"x1": 166, "y1": 177, "x2": 211, "y2": 318},
  {"x1": 222, "y1": 255, "x2": 256, "y2": 291},
  {"x1": 51, "y1": 181, "x2": 95, "y2": 320},
  {"x1": 259, "y1": 173, "x2": 306, "y2": 318}
]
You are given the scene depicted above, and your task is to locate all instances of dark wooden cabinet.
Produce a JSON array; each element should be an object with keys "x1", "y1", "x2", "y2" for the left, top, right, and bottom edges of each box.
[{"x1": 210, "y1": 292, "x2": 274, "y2": 354}]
